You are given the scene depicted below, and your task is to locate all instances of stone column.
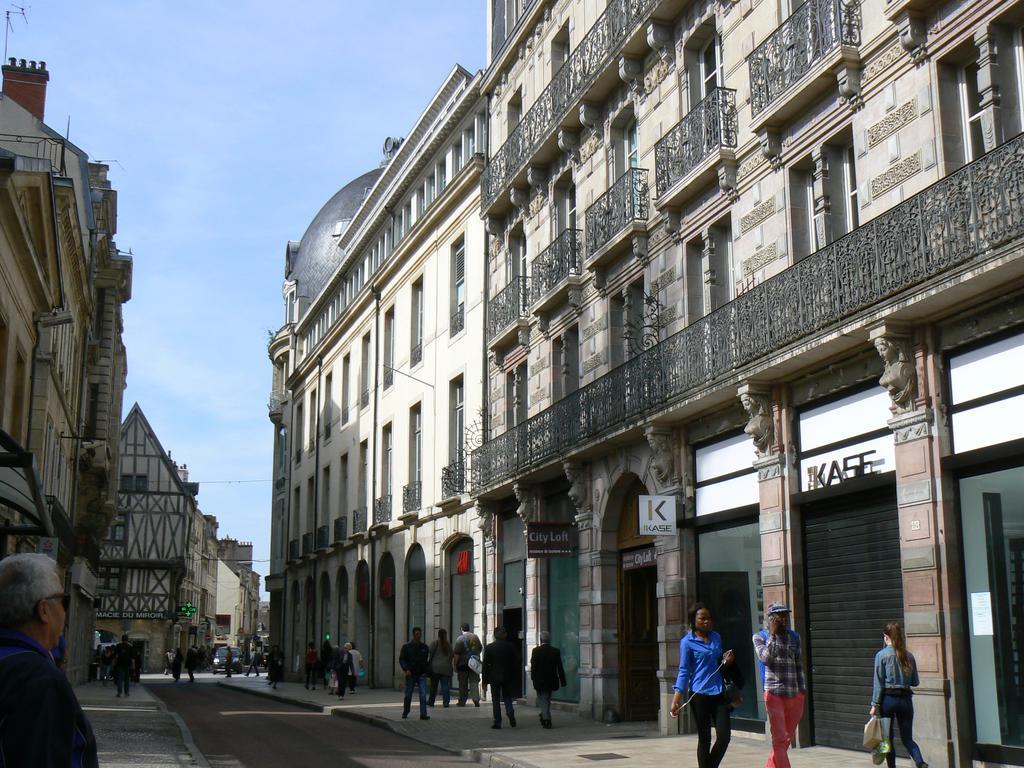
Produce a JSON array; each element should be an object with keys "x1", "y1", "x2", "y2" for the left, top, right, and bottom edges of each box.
[
  {"x1": 476, "y1": 502, "x2": 499, "y2": 647},
  {"x1": 701, "y1": 229, "x2": 716, "y2": 314},
  {"x1": 871, "y1": 323, "x2": 961, "y2": 768},
  {"x1": 810, "y1": 147, "x2": 832, "y2": 250},
  {"x1": 974, "y1": 26, "x2": 1002, "y2": 153}
]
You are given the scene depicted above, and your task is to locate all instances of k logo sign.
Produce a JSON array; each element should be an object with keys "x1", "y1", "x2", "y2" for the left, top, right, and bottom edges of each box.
[{"x1": 638, "y1": 495, "x2": 676, "y2": 536}]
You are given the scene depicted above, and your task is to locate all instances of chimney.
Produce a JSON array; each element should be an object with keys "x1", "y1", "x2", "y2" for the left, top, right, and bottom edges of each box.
[
  {"x1": 178, "y1": 463, "x2": 190, "y2": 482},
  {"x1": 2, "y1": 58, "x2": 49, "y2": 121}
]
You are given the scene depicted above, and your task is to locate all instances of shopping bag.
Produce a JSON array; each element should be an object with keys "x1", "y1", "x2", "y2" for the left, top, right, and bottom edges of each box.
[
  {"x1": 871, "y1": 736, "x2": 892, "y2": 765},
  {"x1": 468, "y1": 655, "x2": 482, "y2": 675},
  {"x1": 863, "y1": 716, "x2": 883, "y2": 749}
]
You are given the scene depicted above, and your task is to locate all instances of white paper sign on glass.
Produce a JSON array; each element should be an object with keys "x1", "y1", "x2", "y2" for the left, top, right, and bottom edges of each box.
[
  {"x1": 638, "y1": 494, "x2": 676, "y2": 536},
  {"x1": 970, "y1": 591, "x2": 994, "y2": 636}
]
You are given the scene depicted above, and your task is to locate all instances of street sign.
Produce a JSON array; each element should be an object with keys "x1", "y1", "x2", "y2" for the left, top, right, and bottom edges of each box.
[
  {"x1": 526, "y1": 523, "x2": 574, "y2": 557},
  {"x1": 622, "y1": 546, "x2": 657, "y2": 571},
  {"x1": 638, "y1": 495, "x2": 675, "y2": 536}
]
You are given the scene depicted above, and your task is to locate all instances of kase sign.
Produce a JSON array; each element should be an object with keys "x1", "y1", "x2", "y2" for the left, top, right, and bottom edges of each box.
[{"x1": 638, "y1": 495, "x2": 676, "y2": 536}]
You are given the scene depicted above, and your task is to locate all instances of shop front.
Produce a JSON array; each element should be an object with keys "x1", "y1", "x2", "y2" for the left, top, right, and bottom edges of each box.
[{"x1": 448, "y1": 538, "x2": 474, "y2": 639}]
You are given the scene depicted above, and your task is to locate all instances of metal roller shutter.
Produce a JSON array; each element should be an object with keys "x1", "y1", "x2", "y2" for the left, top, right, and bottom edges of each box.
[{"x1": 804, "y1": 496, "x2": 904, "y2": 751}]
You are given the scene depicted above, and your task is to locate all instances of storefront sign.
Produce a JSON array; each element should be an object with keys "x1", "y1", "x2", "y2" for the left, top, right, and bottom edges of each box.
[
  {"x1": 621, "y1": 546, "x2": 657, "y2": 571},
  {"x1": 799, "y1": 434, "x2": 893, "y2": 492},
  {"x1": 638, "y1": 495, "x2": 675, "y2": 535},
  {"x1": 96, "y1": 610, "x2": 173, "y2": 620},
  {"x1": 456, "y1": 549, "x2": 471, "y2": 574},
  {"x1": 526, "y1": 523, "x2": 574, "y2": 557}
]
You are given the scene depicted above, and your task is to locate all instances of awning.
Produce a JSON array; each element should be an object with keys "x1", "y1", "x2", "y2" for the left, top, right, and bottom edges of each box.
[{"x1": 0, "y1": 429, "x2": 53, "y2": 536}]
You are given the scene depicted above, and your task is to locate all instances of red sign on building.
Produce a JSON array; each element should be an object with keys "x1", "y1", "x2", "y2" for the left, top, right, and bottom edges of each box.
[
  {"x1": 380, "y1": 576, "x2": 394, "y2": 599},
  {"x1": 456, "y1": 549, "x2": 471, "y2": 575}
]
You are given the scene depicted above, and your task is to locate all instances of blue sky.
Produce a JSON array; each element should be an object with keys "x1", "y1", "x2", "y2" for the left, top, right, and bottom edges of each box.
[{"x1": 17, "y1": 1, "x2": 486, "y2": 590}]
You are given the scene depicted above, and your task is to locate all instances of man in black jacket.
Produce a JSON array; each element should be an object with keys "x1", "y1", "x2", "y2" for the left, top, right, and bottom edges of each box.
[
  {"x1": 530, "y1": 630, "x2": 567, "y2": 728},
  {"x1": 399, "y1": 627, "x2": 430, "y2": 720},
  {"x1": 482, "y1": 626, "x2": 519, "y2": 729},
  {"x1": 0, "y1": 553, "x2": 98, "y2": 768}
]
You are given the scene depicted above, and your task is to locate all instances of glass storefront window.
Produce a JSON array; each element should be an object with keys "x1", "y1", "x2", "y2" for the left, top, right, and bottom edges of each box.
[
  {"x1": 449, "y1": 540, "x2": 474, "y2": 638},
  {"x1": 407, "y1": 546, "x2": 426, "y2": 636},
  {"x1": 698, "y1": 521, "x2": 765, "y2": 722},
  {"x1": 960, "y1": 466, "x2": 1024, "y2": 748},
  {"x1": 548, "y1": 555, "x2": 580, "y2": 702}
]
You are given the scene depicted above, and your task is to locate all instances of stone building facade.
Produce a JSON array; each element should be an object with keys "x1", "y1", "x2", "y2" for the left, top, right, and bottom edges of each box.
[
  {"x1": 266, "y1": 67, "x2": 489, "y2": 686},
  {"x1": 468, "y1": 0, "x2": 1024, "y2": 766},
  {"x1": 0, "y1": 58, "x2": 131, "y2": 684}
]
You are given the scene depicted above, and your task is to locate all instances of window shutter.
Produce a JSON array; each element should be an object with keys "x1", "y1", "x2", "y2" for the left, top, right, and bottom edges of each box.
[{"x1": 454, "y1": 244, "x2": 465, "y2": 282}]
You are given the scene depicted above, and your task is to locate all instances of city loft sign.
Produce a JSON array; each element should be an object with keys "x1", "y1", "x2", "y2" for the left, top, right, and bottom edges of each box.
[
  {"x1": 526, "y1": 523, "x2": 574, "y2": 557},
  {"x1": 638, "y1": 495, "x2": 675, "y2": 536},
  {"x1": 96, "y1": 610, "x2": 174, "y2": 620}
]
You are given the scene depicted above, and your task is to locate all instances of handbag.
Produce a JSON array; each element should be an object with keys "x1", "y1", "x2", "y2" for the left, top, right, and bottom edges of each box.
[
  {"x1": 468, "y1": 654, "x2": 482, "y2": 675},
  {"x1": 863, "y1": 716, "x2": 884, "y2": 748}
]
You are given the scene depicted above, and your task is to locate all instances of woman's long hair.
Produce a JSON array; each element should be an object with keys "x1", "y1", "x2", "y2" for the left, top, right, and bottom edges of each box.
[
  {"x1": 884, "y1": 622, "x2": 912, "y2": 675},
  {"x1": 437, "y1": 628, "x2": 451, "y2": 655}
]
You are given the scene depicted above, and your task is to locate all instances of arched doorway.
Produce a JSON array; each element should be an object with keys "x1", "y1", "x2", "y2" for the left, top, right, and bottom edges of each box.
[
  {"x1": 448, "y1": 538, "x2": 474, "y2": 639},
  {"x1": 337, "y1": 566, "x2": 349, "y2": 645},
  {"x1": 377, "y1": 552, "x2": 397, "y2": 686},
  {"x1": 291, "y1": 581, "x2": 301, "y2": 672},
  {"x1": 354, "y1": 561, "x2": 370, "y2": 672},
  {"x1": 319, "y1": 572, "x2": 332, "y2": 646},
  {"x1": 406, "y1": 545, "x2": 426, "y2": 640},
  {"x1": 614, "y1": 476, "x2": 658, "y2": 721}
]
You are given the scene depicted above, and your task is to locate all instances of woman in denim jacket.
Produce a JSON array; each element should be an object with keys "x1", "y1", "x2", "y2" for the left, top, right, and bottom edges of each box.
[{"x1": 869, "y1": 622, "x2": 928, "y2": 768}]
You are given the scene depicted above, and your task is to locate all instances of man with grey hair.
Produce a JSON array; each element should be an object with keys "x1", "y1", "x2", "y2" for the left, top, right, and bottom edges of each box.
[
  {"x1": 529, "y1": 630, "x2": 567, "y2": 729},
  {"x1": 0, "y1": 553, "x2": 98, "y2": 767}
]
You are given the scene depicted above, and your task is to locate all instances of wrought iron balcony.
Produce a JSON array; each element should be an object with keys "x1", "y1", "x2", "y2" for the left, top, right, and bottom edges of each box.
[
  {"x1": 267, "y1": 393, "x2": 286, "y2": 421},
  {"x1": 373, "y1": 495, "x2": 392, "y2": 526},
  {"x1": 481, "y1": 0, "x2": 659, "y2": 211},
  {"x1": 288, "y1": 539, "x2": 299, "y2": 562},
  {"x1": 441, "y1": 461, "x2": 466, "y2": 498},
  {"x1": 301, "y1": 532, "x2": 313, "y2": 557},
  {"x1": 472, "y1": 133, "x2": 1024, "y2": 492},
  {"x1": 654, "y1": 88, "x2": 738, "y2": 200},
  {"x1": 531, "y1": 229, "x2": 583, "y2": 311},
  {"x1": 486, "y1": 276, "x2": 530, "y2": 344},
  {"x1": 748, "y1": 0, "x2": 861, "y2": 119},
  {"x1": 353, "y1": 507, "x2": 367, "y2": 535},
  {"x1": 360, "y1": 388, "x2": 370, "y2": 408},
  {"x1": 333, "y1": 516, "x2": 348, "y2": 543},
  {"x1": 450, "y1": 304, "x2": 465, "y2": 336},
  {"x1": 403, "y1": 481, "x2": 422, "y2": 513},
  {"x1": 383, "y1": 367, "x2": 394, "y2": 389},
  {"x1": 315, "y1": 525, "x2": 329, "y2": 551},
  {"x1": 585, "y1": 167, "x2": 650, "y2": 261},
  {"x1": 411, "y1": 342, "x2": 423, "y2": 367}
]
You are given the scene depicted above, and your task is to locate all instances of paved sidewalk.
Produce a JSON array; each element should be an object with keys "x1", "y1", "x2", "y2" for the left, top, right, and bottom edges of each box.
[
  {"x1": 76, "y1": 680, "x2": 206, "y2": 766},
  {"x1": 218, "y1": 676, "x2": 914, "y2": 768}
]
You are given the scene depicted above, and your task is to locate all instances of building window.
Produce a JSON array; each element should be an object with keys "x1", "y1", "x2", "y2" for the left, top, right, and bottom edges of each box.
[
  {"x1": 381, "y1": 424, "x2": 393, "y2": 497},
  {"x1": 411, "y1": 279, "x2": 424, "y2": 365},
  {"x1": 451, "y1": 240, "x2": 466, "y2": 336},
  {"x1": 507, "y1": 88, "x2": 522, "y2": 137},
  {"x1": 295, "y1": 403, "x2": 304, "y2": 460},
  {"x1": 308, "y1": 389, "x2": 317, "y2": 450},
  {"x1": 384, "y1": 308, "x2": 395, "y2": 389},
  {"x1": 120, "y1": 474, "x2": 148, "y2": 493},
  {"x1": 789, "y1": 164, "x2": 816, "y2": 260},
  {"x1": 437, "y1": 159, "x2": 447, "y2": 193},
  {"x1": 700, "y1": 34, "x2": 721, "y2": 97},
  {"x1": 840, "y1": 143, "x2": 859, "y2": 235},
  {"x1": 339, "y1": 453, "x2": 349, "y2": 513},
  {"x1": 358, "y1": 440, "x2": 368, "y2": 508},
  {"x1": 960, "y1": 62, "x2": 986, "y2": 162},
  {"x1": 555, "y1": 181, "x2": 577, "y2": 232},
  {"x1": 551, "y1": 21, "x2": 569, "y2": 76},
  {"x1": 452, "y1": 136, "x2": 464, "y2": 174},
  {"x1": 625, "y1": 118, "x2": 639, "y2": 171},
  {"x1": 342, "y1": 354, "x2": 351, "y2": 422},
  {"x1": 464, "y1": 127, "x2": 475, "y2": 163},
  {"x1": 322, "y1": 466, "x2": 331, "y2": 522},
  {"x1": 97, "y1": 565, "x2": 121, "y2": 594},
  {"x1": 324, "y1": 372, "x2": 333, "y2": 439},
  {"x1": 450, "y1": 376, "x2": 465, "y2": 463},
  {"x1": 108, "y1": 512, "x2": 127, "y2": 542},
  {"x1": 360, "y1": 333, "x2": 371, "y2": 408},
  {"x1": 409, "y1": 404, "x2": 422, "y2": 485}
]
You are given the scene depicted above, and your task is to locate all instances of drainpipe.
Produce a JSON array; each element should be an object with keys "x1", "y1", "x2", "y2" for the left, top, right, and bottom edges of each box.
[
  {"x1": 369, "y1": 287, "x2": 382, "y2": 688},
  {"x1": 481, "y1": 229, "x2": 492, "y2": 645},
  {"x1": 312, "y1": 356, "x2": 323, "y2": 645},
  {"x1": 282, "y1": 342, "x2": 297, "y2": 674}
]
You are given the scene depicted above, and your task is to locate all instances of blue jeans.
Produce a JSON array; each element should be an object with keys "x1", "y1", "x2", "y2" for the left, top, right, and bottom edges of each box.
[
  {"x1": 489, "y1": 683, "x2": 515, "y2": 725},
  {"x1": 403, "y1": 674, "x2": 428, "y2": 717},
  {"x1": 881, "y1": 694, "x2": 925, "y2": 767},
  {"x1": 428, "y1": 674, "x2": 451, "y2": 706}
]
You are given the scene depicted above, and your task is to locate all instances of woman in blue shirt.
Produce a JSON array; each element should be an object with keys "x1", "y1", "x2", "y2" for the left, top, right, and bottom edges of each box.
[
  {"x1": 869, "y1": 622, "x2": 928, "y2": 768},
  {"x1": 670, "y1": 604, "x2": 736, "y2": 768}
]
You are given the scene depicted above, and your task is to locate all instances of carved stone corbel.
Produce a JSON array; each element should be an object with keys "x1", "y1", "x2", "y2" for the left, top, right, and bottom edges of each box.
[
  {"x1": 476, "y1": 501, "x2": 495, "y2": 543},
  {"x1": 869, "y1": 323, "x2": 917, "y2": 414},
  {"x1": 527, "y1": 165, "x2": 547, "y2": 190},
  {"x1": 646, "y1": 22, "x2": 673, "y2": 63},
  {"x1": 510, "y1": 186, "x2": 530, "y2": 213},
  {"x1": 632, "y1": 233, "x2": 649, "y2": 265},
  {"x1": 563, "y1": 461, "x2": 590, "y2": 516},
  {"x1": 836, "y1": 64, "x2": 863, "y2": 109},
  {"x1": 897, "y1": 15, "x2": 928, "y2": 63},
  {"x1": 618, "y1": 56, "x2": 644, "y2": 92},
  {"x1": 537, "y1": 313, "x2": 550, "y2": 336},
  {"x1": 486, "y1": 216, "x2": 504, "y2": 237},
  {"x1": 592, "y1": 267, "x2": 607, "y2": 296},
  {"x1": 488, "y1": 348, "x2": 505, "y2": 369},
  {"x1": 644, "y1": 426, "x2": 675, "y2": 487},
  {"x1": 717, "y1": 161, "x2": 739, "y2": 202},
  {"x1": 513, "y1": 483, "x2": 537, "y2": 524},
  {"x1": 568, "y1": 285, "x2": 583, "y2": 314},
  {"x1": 758, "y1": 128, "x2": 782, "y2": 168},
  {"x1": 557, "y1": 128, "x2": 580, "y2": 155},
  {"x1": 517, "y1": 325, "x2": 531, "y2": 348},
  {"x1": 738, "y1": 382, "x2": 776, "y2": 457},
  {"x1": 579, "y1": 103, "x2": 601, "y2": 130},
  {"x1": 665, "y1": 209, "x2": 682, "y2": 236}
]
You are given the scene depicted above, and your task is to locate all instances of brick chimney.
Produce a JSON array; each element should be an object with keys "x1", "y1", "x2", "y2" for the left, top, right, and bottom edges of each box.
[{"x1": 2, "y1": 58, "x2": 49, "y2": 121}]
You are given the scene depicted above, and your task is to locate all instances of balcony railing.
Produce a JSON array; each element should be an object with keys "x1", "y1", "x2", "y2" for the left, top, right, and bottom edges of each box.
[
  {"x1": 334, "y1": 516, "x2": 348, "y2": 543},
  {"x1": 353, "y1": 507, "x2": 367, "y2": 535},
  {"x1": 654, "y1": 88, "x2": 738, "y2": 199},
  {"x1": 411, "y1": 342, "x2": 423, "y2": 367},
  {"x1": 531, "y1": 229, "x2": 582, "y2": 303},
  {"x1": 403, "y1": 481, "x2": 422, "y2": 513},
  {"x1": 316, "y1": 525, "x2": 329, "y2": 551},
  {"x1": 441, "y1": 460, "x2": 466, "y2": 498},
  {"x1": 373, "y1": 495, "x2": 392, "y2": 526},
  {"x1": 486, "y1": 276, "x2": 530, "y2": 342},
  {"x1": 585, "y1": 167, "x2": 650, "y2": 258},
  {"x1": 301, "y1": 532, "x2": 314, "y2": 556},
  {"x1": 0, "y1": 132, "x2": 67, "y2": 175},
  {"x1": 450, "y1": 304, "x2": 465, "y2": 336},
  {"x1": 472, "y1": 133, "x2": 1024, "y2": 491},
  {"x1": 288, "y1": 539, "x2": 299, "y2": 562},
  {"x1": 749, "y1": 0, "x2": 861, "y2": 118},
  {"x1": 268, "y1": 393, "x2": 286, "y2": 419},
  {"x1": 481, "y1": 0, "x2": 659, "y2": 210}
]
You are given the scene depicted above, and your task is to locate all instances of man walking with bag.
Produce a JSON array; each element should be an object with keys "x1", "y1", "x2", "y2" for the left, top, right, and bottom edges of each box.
[
  {"x1": 753, "y1": 602, "x2": 805, "y2": 768},
  {"x1": 482, "y1": 627, "x2": 519, "y2": 729},
  {"x1": 452, "y1": 622, "x2": 482, "y2": 707},
  {"x1": 529, "y1": 630, "x2": 566, "y2": 728}
]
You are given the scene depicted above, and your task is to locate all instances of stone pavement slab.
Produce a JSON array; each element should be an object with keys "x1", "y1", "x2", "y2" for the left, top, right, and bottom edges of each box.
[
  {"x1": 217, "y1": 676, "x2": 914, "y2": 768},
  {"x1": 76, "y1": 679, "x2": 206, "y2": 767}
]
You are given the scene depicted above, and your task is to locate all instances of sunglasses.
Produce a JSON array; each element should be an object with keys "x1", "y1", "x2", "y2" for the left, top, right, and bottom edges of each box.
[{"x1": 43, "y1": 593, "x2": 71, "y2": 612}]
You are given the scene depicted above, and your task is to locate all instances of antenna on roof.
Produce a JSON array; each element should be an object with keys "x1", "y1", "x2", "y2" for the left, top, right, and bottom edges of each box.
[{"x1": 4, "y1": 4, "x2": 28, "y2": 62}]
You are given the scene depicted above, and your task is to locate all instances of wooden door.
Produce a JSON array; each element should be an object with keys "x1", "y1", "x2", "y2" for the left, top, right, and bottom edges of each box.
[{"x1": 619, "y1": 563, "x2": 659, "y2": 720}]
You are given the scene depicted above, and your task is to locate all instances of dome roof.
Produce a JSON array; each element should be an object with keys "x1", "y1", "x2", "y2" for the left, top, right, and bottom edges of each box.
[{"x1": 288, "y1": 167, "x2": 383, "y2": 302}]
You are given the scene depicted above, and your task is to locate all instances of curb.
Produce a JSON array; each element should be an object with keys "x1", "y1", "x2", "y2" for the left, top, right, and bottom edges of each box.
[
  {"x1": 138, "y1": 684, "x2": 211, "y2": 768},
  {"x1": 216, "y1": 682, "x2": 545, "y2": 768}
]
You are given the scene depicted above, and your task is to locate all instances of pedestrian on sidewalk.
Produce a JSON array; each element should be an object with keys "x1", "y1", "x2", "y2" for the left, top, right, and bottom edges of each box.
[
  {"x1": 172, "y1": 648, "x2": 183, "y2": 683},
  {"x1": 0, "y1": 553, "x2": 99, "y2": 768},
  {"x1": 304, "y1": 642, "x2": 319, "y2": 690},
  {"x1": 185, "y1": 645, "x2": 199, "y2": 682},
  {"x1": 113, "y1": 634, "x2": 136, "y2": 697},
  {"x1": 453, "y1": 622, "x2": 482, "y2": 707},
  {"x1": 164, "y1": 648, "x2": 174, "y2": 675},
  {"x1": 245, "y1": 648, "x2": 262, "y2": 677},
  {"x1": 225, "y1": 646, "x2": 235, "y2": 678},
  {"x1": 346, "y1": 642, "x2": 363, "y2": 692},
  {"x1": 320, "y1": 640, "x2": 333, "y2": 688},
  {"x1": 331, "y1": 643, "x2": 355, "y2": 699},
  {"x1": 870, "y1": 622, "x2": 928, "y2": 768},
  {"x1": 529, "y1": 630, "x2": 566, "y2": 729},
  {"x1": 267, "y1": 645, "x2": 284, "y2": 689},
  {"x1": 399, "y1": 627, "x2": 430, "y2": 720},
  {"x1": 670, "y1": 604, "x2": 737, "y2": 768},
  {"x1": 753, "y1": 602, "x2": 805, "y2": 768},
  {"x1": 482, "y1": 626, "x2": 518, "y2": 729},
  {"x1": 427, "y1": 628, "x2": 454, "y2": 707},
  {"x1": 101, "y1": 645, "x2": 114, "y2": 686}
]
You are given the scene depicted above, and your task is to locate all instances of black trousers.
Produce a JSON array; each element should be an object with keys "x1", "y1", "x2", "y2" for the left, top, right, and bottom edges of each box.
[
  {"x1": 488, "y1": 683, "x2": 515, "y2": 725},
  {"x1": 690, "y1": 692, "x2": 731, "y2": 768}
]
